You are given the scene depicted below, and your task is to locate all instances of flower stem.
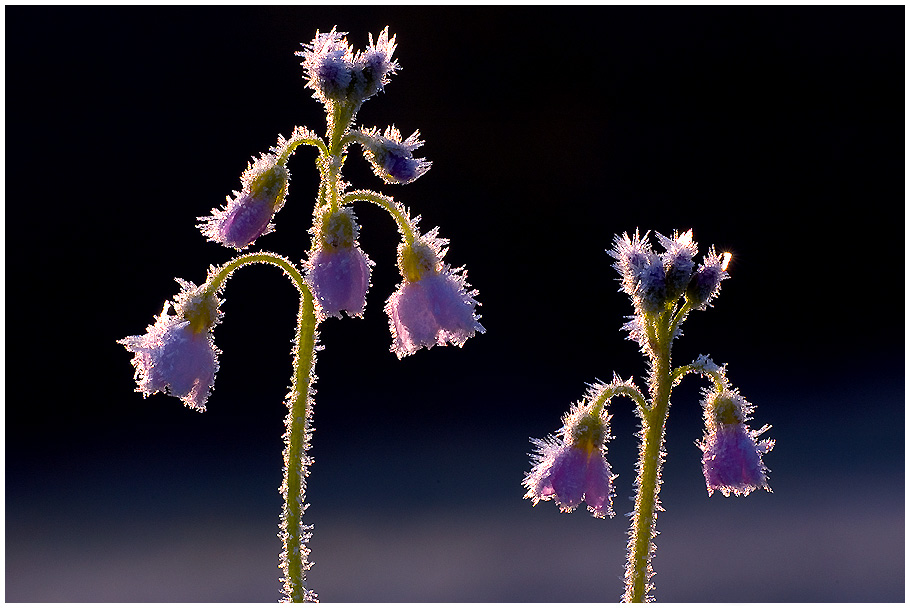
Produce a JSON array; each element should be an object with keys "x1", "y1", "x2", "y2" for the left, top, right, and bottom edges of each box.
[
  {"x1": 342, "y1": 189, "x2": 417, "y2": 244},
  {"x1": 624, "y1": 312, "x2": 673, "y2": 603},
  {"x1": 204, "y1": 252, "x2": 318, "y2": 602}
]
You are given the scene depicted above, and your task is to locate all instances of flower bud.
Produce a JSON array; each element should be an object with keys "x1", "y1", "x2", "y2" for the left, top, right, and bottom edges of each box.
[
  {"x1": 198, "y1": 153, "x2": 289, "y2": 250},
  {"x1": 657, "y1": 229, "x2": 697, "y2": 303},
  {"x1": 358, "y1": 126, "x2": 431, "y2": 184},
  {"x1": 686, "y1": 248, "x2": 730, "y2": 309}
]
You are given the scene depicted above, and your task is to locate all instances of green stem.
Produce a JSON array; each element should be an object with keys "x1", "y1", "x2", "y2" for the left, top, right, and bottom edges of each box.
[
  {"x1": 342, "y1": 189, "x2": 417, "y2": 244},
  {"x1": 204, "y1": 252, "x2": 318, "y2": 602},
  {"x1": 624, "y1": 311, "x2": 672, "y2": 603}
]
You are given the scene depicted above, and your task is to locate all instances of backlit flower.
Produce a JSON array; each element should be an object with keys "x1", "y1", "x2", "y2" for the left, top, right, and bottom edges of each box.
[{"x1": 306, "y1": 207, "x2": 373, "y2": 320}]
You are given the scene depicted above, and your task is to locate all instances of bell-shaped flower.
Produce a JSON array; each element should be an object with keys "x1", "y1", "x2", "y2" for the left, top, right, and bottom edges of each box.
[
  {"x1": 199, "y1": 152, "x2": 289, "y2": 250},
  {"x1": 385, "y1": 232, "x2": 483, "y2": 358},
  {"x1": 523, "y1": 402, "x2": 616, "y2": 518},
  {"x1": 118, "y1": 280, "x2": 222, "y2": 412},
  {"x1": 305, "y1": 207, "x2": 373, "y2": 320},
  {"x1": 357, "y1": 126, "x2": 431, "y2": 184},
  {"x1": 698, "y1": 388, "x2": 774, "y2": 497}
]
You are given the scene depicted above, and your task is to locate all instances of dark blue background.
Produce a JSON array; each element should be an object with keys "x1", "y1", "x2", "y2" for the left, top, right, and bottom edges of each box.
[{"x1": 6, "y1": 5, "x2": 904, "y2": 602}]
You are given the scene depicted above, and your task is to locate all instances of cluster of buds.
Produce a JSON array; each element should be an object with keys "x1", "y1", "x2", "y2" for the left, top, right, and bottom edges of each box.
[
  {"x1": 523, "y1": 388, "x2": 616, "y2": 519},
  {"x1": 698, "y1": 387, "x2": 774, "y2": 496},
  {"x1": 118, "y1": 279, "x2": 222, "y2": 412},
  {"x1": 297, "y1": 27, "x2": 399, "y2": 108},
  {"x1": 611, "y1": 229, "x2": 730, "y2": 316}
]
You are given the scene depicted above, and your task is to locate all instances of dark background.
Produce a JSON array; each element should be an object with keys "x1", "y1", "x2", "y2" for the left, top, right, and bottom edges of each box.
[{"x1": 6, "y1": 5, "x2": 904, "y2": 602}]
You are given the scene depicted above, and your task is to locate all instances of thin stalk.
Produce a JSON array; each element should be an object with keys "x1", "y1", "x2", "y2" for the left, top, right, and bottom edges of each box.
[
  {"x1": 624, "y1": 311, "x2": 672, "y2": 603},
  {"x1": 204, "y1": 252, "x2": 318, "y2": 602}
]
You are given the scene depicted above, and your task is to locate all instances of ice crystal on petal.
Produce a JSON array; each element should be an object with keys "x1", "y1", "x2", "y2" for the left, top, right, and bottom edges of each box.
[{"x1": 118, "y1": 300, "x2": 220, "y2": 412}]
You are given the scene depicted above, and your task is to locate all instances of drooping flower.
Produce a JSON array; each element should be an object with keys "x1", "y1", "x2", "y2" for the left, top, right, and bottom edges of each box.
[
  {"x1": 357, "y1": 126, "x2": 431, "y2": 184},
  {"x1": 306, "y1": 207, "x2": 373, "y2": 320},
  {"x1": 698, "y1": 388, "x2": 774, "y2": 497},
  {"x1": 523, "y1": 401, "x2": 616, "y2": 518},
  {"x1": 118, "y1": 280, "x2": 221, "y2": 412},
  {"x1": 385, "y1": 231, "x2": 483, "y2": 358},
  {"x1": 199, "y1": 152, "x2": 289, "y2": 250}
]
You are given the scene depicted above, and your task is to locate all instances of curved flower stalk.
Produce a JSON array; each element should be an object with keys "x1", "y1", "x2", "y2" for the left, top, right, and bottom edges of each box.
[
  {"x1": 523, "y1": 229, "x2": 772, "y2": 603},
  {"x1": 119, "y1": 27, "x2": 483, "y2": 603}
]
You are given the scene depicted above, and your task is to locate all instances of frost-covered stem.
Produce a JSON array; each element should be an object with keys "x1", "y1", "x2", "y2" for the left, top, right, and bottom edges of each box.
[
  {"x1": 342, "y1": 189, "x2": 417, "y2": 244},
  {"x1": 625, "y1": 312, "x2": 673, "y2": 603},
  {"x1": 204, "y1": 252, "x2": 318, "y2": 602}
]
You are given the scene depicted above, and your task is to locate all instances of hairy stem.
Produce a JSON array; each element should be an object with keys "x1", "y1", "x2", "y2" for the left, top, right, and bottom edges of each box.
[
  {"x1": 624, "y1": 312, "x2": 672, "y2": 602},
  {"x1": 205, "y1": 252, "x2": 318, "y2": 602}
]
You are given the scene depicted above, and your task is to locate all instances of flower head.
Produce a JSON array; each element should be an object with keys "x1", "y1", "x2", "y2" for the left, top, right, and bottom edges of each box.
[
  {"x1": 698, "y1": 388, "x2": 774, "y2": 497},
  {"x1": 118, "y1": 280, "x2": 221, "y2": 412},
  {"x1": 686, "y1": 247, "x2": 731, "y2": 310},
  {"x1": 199, "y1": 152, "x2": 289, "y2": 250},
  {"x1": 353, "y1": 27, "x2": 399, "y2": 101},
  {"x1": 297, "y1": 27, "x2": 399, "y2": 106},
  {"x1": 306, "y1": 207, "x2": 373, "y2": 321},
  {"x1": 385, "y1": 231, "x2": 483, "y2": 358},
  {"x1": 657, "y1": 229, "x2": 698, "y2": 303},
  {"x1": 524, "y1": 401, "x2": 616, "y2": 518},
  {"x1": 610, "y1": 230, "x2": 667, "y2": 314},
  {"x1": 357, "y1": 126, "x2": 431, "y2": 184}
]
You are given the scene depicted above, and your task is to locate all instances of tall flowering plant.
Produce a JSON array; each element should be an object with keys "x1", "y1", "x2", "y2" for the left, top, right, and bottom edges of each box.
[
  {"x1": 523, "y1": 229, "x2": 773, "y2": 602},
  {"x1": 119, "y1": 27, "x2": 484, "y2": 602}
]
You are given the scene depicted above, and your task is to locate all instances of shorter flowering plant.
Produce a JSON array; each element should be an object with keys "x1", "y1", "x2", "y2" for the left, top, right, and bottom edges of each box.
[
  {"x1": 119, "y1": 27, "x2": 483, "y2": 602},
  {"x1": 523, "y1": 229, "x2": 773, "y2": 603}
]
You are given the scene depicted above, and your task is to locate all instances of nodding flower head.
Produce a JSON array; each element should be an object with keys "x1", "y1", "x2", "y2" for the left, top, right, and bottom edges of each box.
[
  {"x1": 357, "y1": 126, "x2": 431, "y2": 184},
  {"x1": 686, "y1": 247, "x2": 731, "y2": 309},
  {"x1": 199, "y1": 153, "x2": 289, "y2": 250},
  {"x1": 118, "y1": 279, "x2": 222, "y2": 412},
  {"x1": 298, "y1": 26, "x2": 399, "y2": 106},
  {"x1": 523, "y1": 401, "x2": 616, "y2": 519},
  {"x1": 385, "y1": 230, "x2": 484, "y2": 358},
  {"x1": 610, "y1": 230, "x2": 667, "y2": 314},
  {"x1": 306, "y1": 207, "x2": 373, "y2": 321},
  {"x1": 698, "y1": 388, "x2": 774, "y2": 497}
]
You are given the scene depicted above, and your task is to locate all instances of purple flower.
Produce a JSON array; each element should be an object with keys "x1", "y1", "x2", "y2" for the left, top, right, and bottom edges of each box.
[
  {"x1": 306, "y1": 207, "x2": 373, "y2": 320},
  {"x1": 698, "y1": 389, "x2": 773, "y2": 497},
  {"x1": 118, "y1": 301, "x2": 220, "y2": 412},
  {"x1": 609, "y1": 230, "x2": 667, "y2": 313},
  {"x1": 307, "y1": 246, "x2": 372, "y2": 320},
  {"x1": 386, "y1": 271, "x2": 484, "y2": 358},
  {"x1": 524, "y1": 404, "x2": 615, "y2": 518},
  {"x1": 358, "y1": 126, "x2": 431, "y2": 184},
  {"x1": 199, "y1": 153, "x2": 289, "y2": 250},
  {"x1": 657, "y1": 229, "x2": 697, "y2": 302}
]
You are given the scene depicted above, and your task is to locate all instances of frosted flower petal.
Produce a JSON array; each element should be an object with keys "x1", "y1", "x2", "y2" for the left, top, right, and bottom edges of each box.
[
  {"x1": 119, "y1": 304, "x2": 219, "y2": 412},
  {"x1": 385, "y1": 269, "x2": 484, "y2": 359},
  {"x1": 700, "y1": 423, "x2": 773, "y2": 497},
  {"x1": 307, "y1": 245, "x2": 372, "y2": 320}
]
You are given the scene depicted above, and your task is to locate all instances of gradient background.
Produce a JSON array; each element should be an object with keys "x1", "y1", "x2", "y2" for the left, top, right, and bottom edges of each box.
[{"x1": 6, "y1": 5, "x2": 904, "y2": 602}]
